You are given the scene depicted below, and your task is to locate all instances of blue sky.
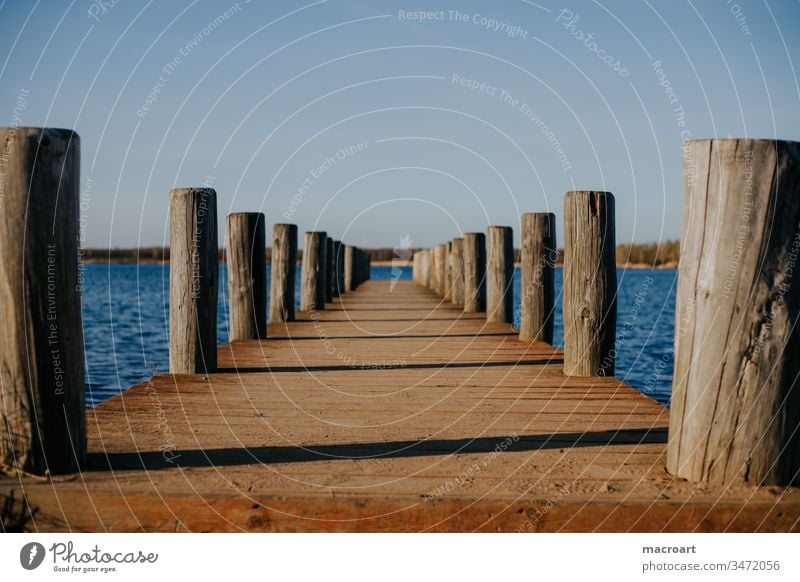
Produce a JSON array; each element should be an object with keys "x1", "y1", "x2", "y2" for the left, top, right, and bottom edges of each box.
[{"x1": 1, "y1": 0, "x2": 798, "y2": 248}]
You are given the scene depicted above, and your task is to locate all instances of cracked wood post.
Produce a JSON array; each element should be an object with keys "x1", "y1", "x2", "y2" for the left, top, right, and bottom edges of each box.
[
  {"x1": 463, "y1": 233, "x2": 486, "y2": 312},
  {"x1": 667, "y1": 138, "x2": 800, "y2": 486},
  {"x1": 269, "y1": 223, "x2": 297, "y2": 323},
  {"x1": 519, "y1": 213, "x2": 557, "y2": 344},
  {"x1": 486, "y1": 226, "x2": 513, "y2": 323},
  {"x1": 450, "y1": 238, "x2": 465, "y2": 306},
  {"x1": 170, "y1": 187, "x2": 218, "y2": 374},
  {"x1": 226, "y1": 212, "x2": 266, "y2": 341},
  {"x1": 301, "y1": 231, "x2": 327, "y2": 311},
  {"x1": 563, "y1": 191, "x2": 616, "y2": 377},
  {"x1": 0, "y1": 127, "x2": 85, "y2": 475}
]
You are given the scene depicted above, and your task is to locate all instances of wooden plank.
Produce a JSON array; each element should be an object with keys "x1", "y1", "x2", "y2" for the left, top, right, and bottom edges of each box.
[{"x1": 2, "y1": 280, "x2": 798, "y2": 532}]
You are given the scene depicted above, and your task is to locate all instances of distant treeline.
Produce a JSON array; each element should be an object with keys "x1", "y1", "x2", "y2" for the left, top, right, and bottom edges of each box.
[{"x1": 83, "y1": 240, "x2": 680, "y2": 266}]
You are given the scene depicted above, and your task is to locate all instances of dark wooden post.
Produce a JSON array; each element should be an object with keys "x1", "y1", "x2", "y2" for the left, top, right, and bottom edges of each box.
[
  {"x1": 0, "y1": 127, "x2": 85, "y2": 475},
  {"x1": 227, "y1": 212, "x2": 266, "y2": 340},
  {"x1": 668, "y1": 138, "x2": 800, "y2": 486},
  {"x1": 464, "y1": 233, "x2": 486, "y2": 312},
  {"x1": 519, "y1": 213, "x2": 556, "y2": 343},
  {"x1": 450, "y1": 238, "x2": 465, "y2": 306},
  {"x1": 169, "y1": 187, "x2": 218, "y2": 374},
  {"x1": 332, "y1": 240, "x2": 344, "y2": 297},
  {"x1": 269, "y1": 223, "x2": 297, "y2": 323},
  {"x1": 486, "y1": 226, "x2": 513, "y2": 323},
  {"x1": 301, "y1": 231, "x2": 327, "y2": 311},
  {"x1": 563, "y1": 191, "x2": 616, "y2": 377},
  {"x1": 325, "y1": 236, "x2": 335, "y2": 303}
]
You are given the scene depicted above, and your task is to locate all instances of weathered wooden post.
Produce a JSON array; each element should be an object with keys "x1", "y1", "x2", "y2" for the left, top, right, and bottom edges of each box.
[
  {"x1": 0, "y1": 127, "x2": 85, "y2": 475},
  {"x1": 226, "y1": 212, "x2": 266, "y2": 340},
  {"x1": 486, "y1": 226, "x2": 513, "y2": 323},
  {"x1": 269, "y1": 223, "x2": 297, "y2": 323},
  {"x1": 325, "y1": 236, "x2": 335, "y2": 303},
  {"x1": 668, "y1": 138, "x2": 800, "y2": 486},
  {"x1": 519, "y1": 213, "x2": 557, "y2": 343},
  {"x1": 169, "y1": 187, "x2": 218, "y2": 374},
  {"x1": 366, "y1": 252, "x2": 371, "y2": 281},
  {"x1": 563, "y1": 191, "x2": 616, "y2": 377},
  {"x1": 422, "y1": 250, "x2": 432, "y2": 289},
  {"x1": 434, "y1": 244, "x2": 446, "y2": 296},
  {"x1": 413, "y1": 251, "x2": 421, "y2": 283},
  {"x1": 301, "y1": 231, "x2": 327, "y2": 311},
  {"x1": 332, "y1": 240, "x2": 344, "y2": 297},
  {"x1": 450, "y1": 238, "x2": 465, "y2": 306},
  {"x1": 344, "y1": 245, "x2": 356, "y2": 291},
  {"x1": 464, "y1": 233, "x2": 486, "y2": 312},
  {"x1": 443, "y1": 241, "x2": 452, "y2": 301}
]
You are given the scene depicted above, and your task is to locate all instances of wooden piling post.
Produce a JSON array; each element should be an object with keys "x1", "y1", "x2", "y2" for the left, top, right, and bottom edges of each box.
[
  {"x1": 463, "y1": 233, "x2": 486, "y2": 312},
  {"x1": 269, "y1": 223, "x2": 297, "y2": 323},
  {"x1": 169, "y1": 187, "x2": 218, "y2": 374},
  {"x1": 667, "y1": 138, "x2": 800, "y2": 486},
  {"x1": 332, "y1": 240, "x2": 344, "y2": 297},
  {"x1": 325, "y1": 236, "x2": 335, "y2": 303},
  {"x1": 450, "y1": 238, "x2": 465, "y2": 306},
  {"x1": 443, "y1": 242, "x2": 452, "y2": 301},
  {"x1": 563, "y1": 191, "x2": 616, "y2": 377},
  {"x1": 0, "y1": 127, "x2": 85, "y2": 475},
  {"x1": 519, "y1": 213, "x2": 557, "y2": 344},
  {"x1": 226, "y1": 212, "x2": 266, "y2": 341},
  {"x1": 486, "y1": 226, "x2": 513, "y2": 323},
  {"x1": 301, "y1": 231, "x2": 327, "y2": 311},
  {"x1": 434, "y1": 244, "x2": 446, "y2": 296},
  {"x1": 344, "y1": 245, "x2": 356, "y2": 291},
  {"x1": 422, "y1": 250, "x2": 432, "y2": 289}
]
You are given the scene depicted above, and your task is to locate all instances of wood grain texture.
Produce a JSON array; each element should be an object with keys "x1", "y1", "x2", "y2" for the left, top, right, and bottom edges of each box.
[
  {"x1": 563, "y1": 191, "x2": 616, "y2": 377},
  {"x1": 0, "y1": 127, "x2": 85, "y2": 475},
  {"x1": 668, "y1": 139, "x2": 800, "y2": 486},
  {"x1": 463, "y1": 233, "x2": 486, "y2": 313},
  {"x1": 486, "y1": 226, "x2": 513, "y2": 324},
  {"x1": 450, "y1": 238, "x2": 465, "y2": 306},
  {"x1": 169, "y1": 187, "x2": 218, "y2": 374},
  {"x1": 226, "y1": 213, "x2": 266, "y2": 341},
  {"x1": 301, "y1": 231, "x2": 327, "y2": 312},
  {"x1": 2, "y1": 280, "x2": 797, "y2": 532},
  {"x1": 519, "y1": 213, "x2": 556, "y2": 344},
  {"x1": 268, "y1": 224, "x2": 297, "y2": 323}
]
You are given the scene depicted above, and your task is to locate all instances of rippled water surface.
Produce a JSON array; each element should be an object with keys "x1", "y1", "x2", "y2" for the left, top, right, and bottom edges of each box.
[{"x1": 82, "y1": 265, "x2": 676, "y2": 406}]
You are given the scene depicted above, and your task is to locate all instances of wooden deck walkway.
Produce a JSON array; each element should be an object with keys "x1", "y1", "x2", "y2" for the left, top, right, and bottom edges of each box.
[{"x1": 2, "y1": 280, "x2": 798, "y2": 532}]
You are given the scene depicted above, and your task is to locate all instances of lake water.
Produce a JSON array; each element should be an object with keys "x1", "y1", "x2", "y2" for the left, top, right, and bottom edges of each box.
[{"x1": 82, "y1": 265, "x2": 676, "y2": 407}]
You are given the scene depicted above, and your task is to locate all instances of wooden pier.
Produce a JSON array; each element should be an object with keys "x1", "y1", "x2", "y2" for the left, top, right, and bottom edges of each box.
[
  {"x1": 2, "y1": 279, "x2": 798, "y2": 532},
  {"x1": 2, "y1": 130, "x2": 799, "y2": 532}
]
